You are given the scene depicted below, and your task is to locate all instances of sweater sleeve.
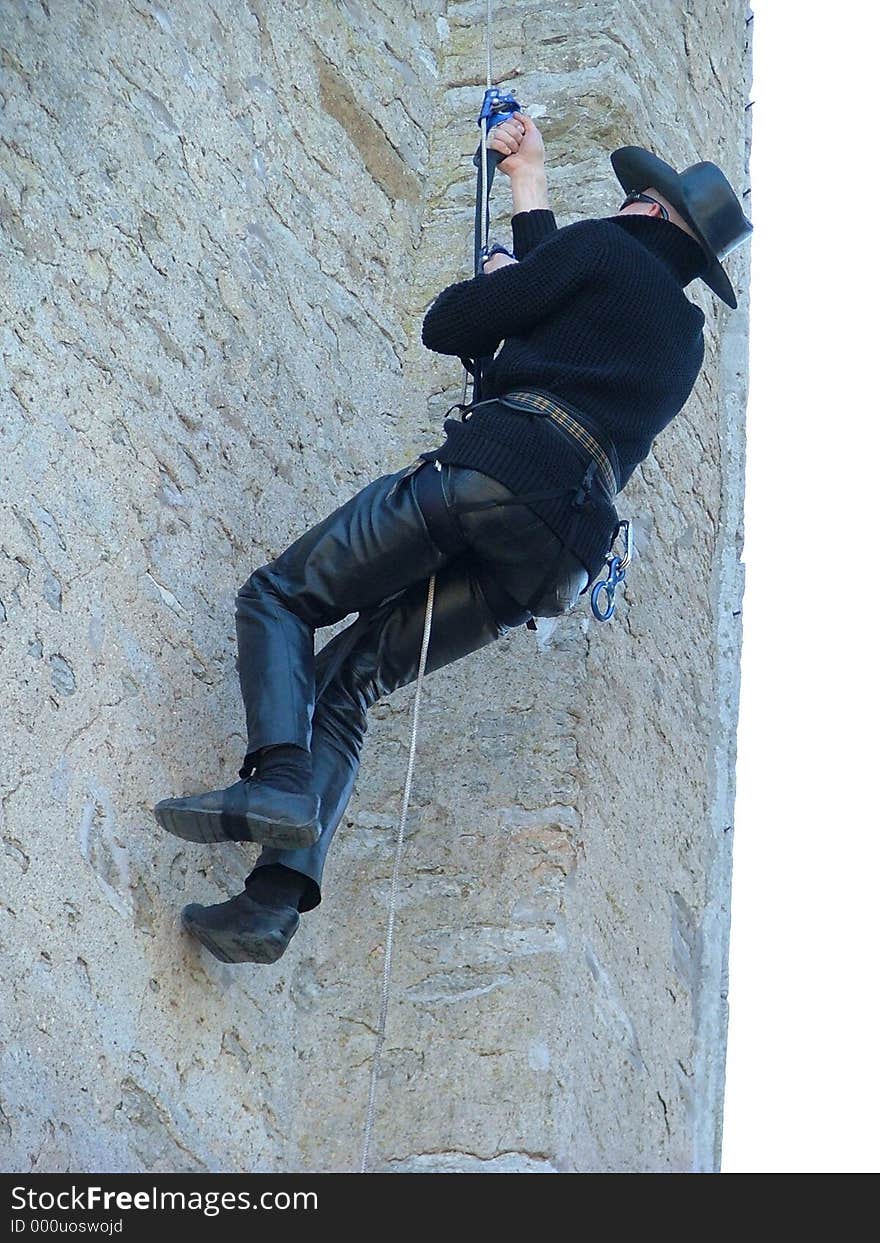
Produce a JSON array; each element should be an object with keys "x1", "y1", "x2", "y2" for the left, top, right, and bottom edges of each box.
[
  {"x1": 511, "y1": 209, "x2": 558, "y2": 259},
  {"x1": 421, "y1": 220, "x2": 607, "y2": 359}
]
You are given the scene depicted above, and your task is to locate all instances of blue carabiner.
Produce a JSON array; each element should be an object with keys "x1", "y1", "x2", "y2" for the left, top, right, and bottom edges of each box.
[
  {"x1": 477, "y1": 87, "x2": 522, "y2": 130},
  {"x1": 590, "y1": 555, "x2": 626, "y2": 622}
]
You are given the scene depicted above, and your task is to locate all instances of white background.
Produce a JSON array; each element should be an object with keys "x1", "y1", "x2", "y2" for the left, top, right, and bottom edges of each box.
[{"x1": 721, "y1": 0, "x2": 878, "y2": 1173}]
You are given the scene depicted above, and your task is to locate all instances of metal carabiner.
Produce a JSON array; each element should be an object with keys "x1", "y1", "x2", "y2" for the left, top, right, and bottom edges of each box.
[
  {"x1": 589, "y1": 521, "x2": 633, "y2": 622},
  {"x1": 612, "y1": 519, "x2": 633, "y2": 571},
  {"x1": 590, "y1": 555, "x2": 625, "y2": 621}
]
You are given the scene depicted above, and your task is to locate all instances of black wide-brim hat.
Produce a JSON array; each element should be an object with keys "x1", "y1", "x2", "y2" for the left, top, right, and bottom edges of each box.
[{"x1": 610, "y1": 146, "x2": 753, "y2": 308}]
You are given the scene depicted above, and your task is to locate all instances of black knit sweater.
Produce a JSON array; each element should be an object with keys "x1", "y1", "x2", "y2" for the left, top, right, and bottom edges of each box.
[{"x1": 419, "y1": 209, "x2": 708, "y2": 581}]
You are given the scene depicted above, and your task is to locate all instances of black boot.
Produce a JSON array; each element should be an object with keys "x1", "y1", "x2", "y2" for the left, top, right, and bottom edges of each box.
[
  {"x1": 181, "y1": 890, "x2": 300, "y2": 964},
  {"x1": 181, "y1": 865, "x2": 308, "y2": 964},
  {"x1": 153, "y1": 777, "x2": 320, "y2": 849}
]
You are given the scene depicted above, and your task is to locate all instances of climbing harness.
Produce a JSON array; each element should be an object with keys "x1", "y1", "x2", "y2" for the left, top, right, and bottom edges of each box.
[
  {"x1": 361, "y1": 0, "x2": 633, "y2": 1171},
  {"x1": 441, "y1": 388, "x2": 634, "y2": 622}
]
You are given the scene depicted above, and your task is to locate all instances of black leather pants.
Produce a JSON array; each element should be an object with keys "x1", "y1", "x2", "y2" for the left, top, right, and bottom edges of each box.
[{"x1": 234, "y1": 460, "x2": 590, "y2": 913}]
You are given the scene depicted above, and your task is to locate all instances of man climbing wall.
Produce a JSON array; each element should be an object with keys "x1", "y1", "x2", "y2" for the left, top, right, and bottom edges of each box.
[{"x1": 153, "y1": 111, "x2": 752, "y2": 964}]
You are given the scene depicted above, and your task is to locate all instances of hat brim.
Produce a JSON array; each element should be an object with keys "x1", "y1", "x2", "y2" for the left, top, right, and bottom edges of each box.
[{"x1": 610, "y1": 147, "x2": 738, "y2": 309}]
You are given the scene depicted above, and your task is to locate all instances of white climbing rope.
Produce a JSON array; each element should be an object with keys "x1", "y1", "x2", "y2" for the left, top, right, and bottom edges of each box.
[
  {"x1": 486, "y1": 0, "x2": 494, "y2": 87},
  {"x1": 360, "y1": 572, "x2": 436, "y2": 1173},
  {"x1": 361, "y1": 0, "x2": 494, "y2": 1173}
]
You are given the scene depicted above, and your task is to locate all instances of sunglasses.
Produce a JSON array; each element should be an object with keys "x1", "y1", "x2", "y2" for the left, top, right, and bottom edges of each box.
[{"x1": 619, "y1": 192, "x2": 670, "y2": 221}]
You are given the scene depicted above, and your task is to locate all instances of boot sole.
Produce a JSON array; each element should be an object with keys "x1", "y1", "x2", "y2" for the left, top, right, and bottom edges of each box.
[
  {"x1": 181, "y1": 912, "x2": 295, "y2": 964},
  {"x1": 153, "y1": 803, "x2": 319, "y2": 849}
]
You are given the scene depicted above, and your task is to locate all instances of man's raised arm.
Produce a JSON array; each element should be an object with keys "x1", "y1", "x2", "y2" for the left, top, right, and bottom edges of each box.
[{"x1": 421, "y1": 112, "x2": 606, "y2": 358}]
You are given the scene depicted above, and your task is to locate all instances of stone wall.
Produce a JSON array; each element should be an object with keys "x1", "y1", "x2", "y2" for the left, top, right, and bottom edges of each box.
[{"x1": 0, "y1": 0, "x2": 751, "y2": 1172}]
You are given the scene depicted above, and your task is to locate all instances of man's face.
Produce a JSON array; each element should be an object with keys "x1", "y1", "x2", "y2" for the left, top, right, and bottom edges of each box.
[
  {"x1": 617, "y1": 185, "x2": 669, "y2": 218},
  {"x1": 617, "y1": 185, "x2": 701, "y2": 244}
]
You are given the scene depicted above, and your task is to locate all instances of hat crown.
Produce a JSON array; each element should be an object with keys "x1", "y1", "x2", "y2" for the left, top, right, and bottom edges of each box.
[{"x1": 678, "y1": 161, "x2": 754, "y2": 260}]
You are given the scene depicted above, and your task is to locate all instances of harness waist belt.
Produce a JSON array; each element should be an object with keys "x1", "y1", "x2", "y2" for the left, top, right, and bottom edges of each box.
[{"x1": 475, "y1": 388, "x2": 621, "y2": 498}]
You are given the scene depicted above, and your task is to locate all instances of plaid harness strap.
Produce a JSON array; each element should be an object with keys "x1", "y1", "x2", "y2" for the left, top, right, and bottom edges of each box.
[{"x1": 493, "y1": 388, "x2": 621, "y2": 498}]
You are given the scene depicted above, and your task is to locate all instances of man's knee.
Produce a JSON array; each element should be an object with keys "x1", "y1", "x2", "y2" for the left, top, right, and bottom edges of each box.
[
  {"x1": 236, "y1": 571, "x2": 259, "y2": 601},
  {"x1": 235, "y1": 564, "x2": 318, "y2": 627}
]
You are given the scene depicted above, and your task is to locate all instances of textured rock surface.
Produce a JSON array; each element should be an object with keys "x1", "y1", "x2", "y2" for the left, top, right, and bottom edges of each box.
[{"x1": 0, "y1": 0, "x2": 751, "y2": 1172}]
